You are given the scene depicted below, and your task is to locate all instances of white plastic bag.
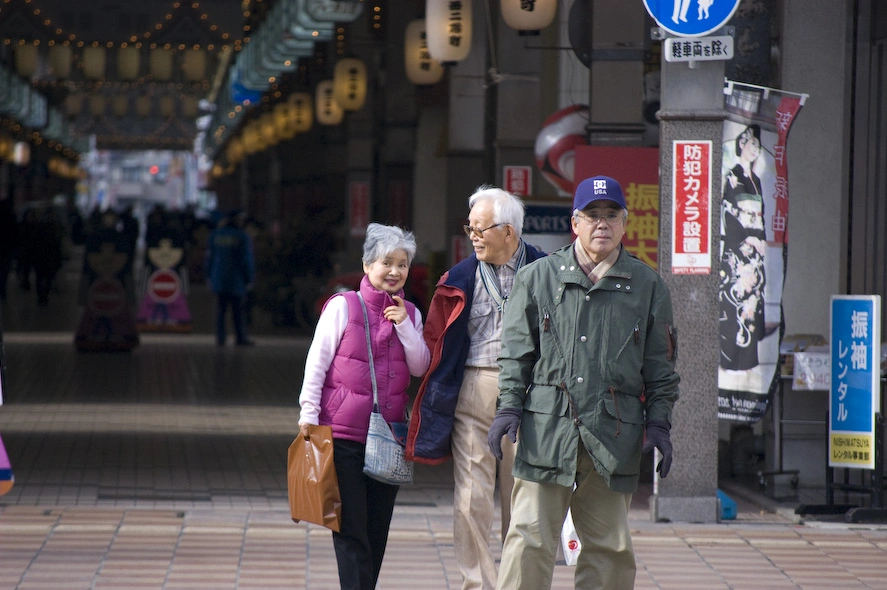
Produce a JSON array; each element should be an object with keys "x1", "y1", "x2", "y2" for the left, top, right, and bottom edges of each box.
[{"x1": 560, "y1": 508, "x2": 582, "y2": 566}]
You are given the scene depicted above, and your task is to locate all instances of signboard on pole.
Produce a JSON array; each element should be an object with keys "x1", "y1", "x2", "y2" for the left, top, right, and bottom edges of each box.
[
  {"x1": 829, "y1": 295, "x2": 881, "y2": 470},
  {"x1": 643, "y1": 0, "x2": 742, "y2": 37},
  {"x1": 671, "y1": 140, "x2": 712, "y2": 274}
]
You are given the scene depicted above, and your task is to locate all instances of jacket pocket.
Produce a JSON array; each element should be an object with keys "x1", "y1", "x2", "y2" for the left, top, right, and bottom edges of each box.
[
  {"x1": 598, "y1": 390, "x2": 644, "y2": 475},
  {"x1": 517, "y1": 384, "x2": 570, "y2": 470}
]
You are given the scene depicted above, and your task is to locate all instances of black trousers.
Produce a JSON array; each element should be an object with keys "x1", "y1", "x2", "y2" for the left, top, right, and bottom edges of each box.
[{"x1": 331, "y1": 438, "x2": 399, "y2": 590}]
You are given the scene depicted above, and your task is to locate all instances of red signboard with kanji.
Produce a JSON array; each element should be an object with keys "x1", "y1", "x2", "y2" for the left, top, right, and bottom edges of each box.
[{"x1": 672, "y1": 140, "x2": 712, "y2": 274}]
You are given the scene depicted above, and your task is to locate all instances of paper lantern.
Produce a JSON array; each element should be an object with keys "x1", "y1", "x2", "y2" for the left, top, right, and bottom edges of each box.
[
  {"x1": 426, "y1": 0, "x2": 472, "y2": 64},
  {"x1": 136, "y1": 95, "x2": 152, "y2": 117},
  {"x1": 48, "y1": 44, "x2": 72, "y2": 78},
  {"x1": 183, "y1": 48, "x2": 206, "y2": 82},
  {"x1": 0, "y1": 135, "x2": 12, "y2": 160},
  {"x1": 64, "y1": 94, "x2": 83, "y2": 118},
  {"x1": 274, "y1": 102, "x2": 297, "y2": 140},
  {"x1": 501, "y1": 0, "x2": 557, "y2": 33},
  {"x1": 404, "y1": 19, "x2": 444, "y2": 85},
  {"x1": 159, "y1": 96, "x2": 175, "y2": 118},
  {"x1": 242, "y1": 121, "x2": 263, "y2": 154},
  {"x1": 288, "y1": 92, "x2": 313, "y2": 133},
  {"x1": 226, "y1": 136, "x2": 245, "y2": 164},
  {"x1": 315, "y1": 80, "x2": 343, "y2": 126},
  {"x1": 117, "y1": 46, "x2": 141, "y2": 80},
  {"x1": 82, "y1": 46, "x2": 106, "y2": 79},
  {"x1": 333, "y1": 58, "x2": 367, "y2": 111},
  {"x1": 12, "y1": 142, "x2": 30, "y2": 166},
  {"x1": 89, "y1": 94, "x2": 106, "y2": 117},
  {"x1": 15, "y1": 44, "x2": 39, "y2": 79},
  {"x1": 182, "y1": 95, "x2": 199, "y2": 118},
  {"x1": 150, "y1": 47, "x2": 173, "y2": 81},
  {"x1": 112, "y1": 96, "x2": 128, "y2": 117},
  {"x1": 259, "y1": 112, "x2": 279, "y2": 145}
]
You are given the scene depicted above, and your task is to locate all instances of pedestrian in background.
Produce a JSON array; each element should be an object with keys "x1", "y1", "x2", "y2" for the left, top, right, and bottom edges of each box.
[
  {"x1": 205, "y1": 209, "x2": 255, "y2": 346},
  {"x1": 406, "y1": 186, "x2": 545, "y2": 590},
  {"x1": 298, "y1": 223, "x2": 430, "y2": 590},
  {"x1": 489, "y1": 176, "x2": 680, "y2": 590}
]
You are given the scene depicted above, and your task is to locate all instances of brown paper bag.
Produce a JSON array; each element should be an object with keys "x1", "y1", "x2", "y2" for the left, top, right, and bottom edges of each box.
[{"x1": 287, "y1": 425, "x2": 342, "y2": 532}]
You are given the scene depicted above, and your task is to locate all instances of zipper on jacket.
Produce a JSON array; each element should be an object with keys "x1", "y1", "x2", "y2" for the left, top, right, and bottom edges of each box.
[
  {"x1": 666, "y1": 325, "x2": 677, "y2": 361},
  {"x1": 543, "y1": 310, "x2": 550, "y2": 332},
  {"x1": 542, "y1": 307, "x2": 566, "y2": 361},
  {"x1": 633, "y1": 322, "x2": 640, "y2": 345},
  {"x1": 609, "y1": 386, "x2": 622, "y2": 437}
]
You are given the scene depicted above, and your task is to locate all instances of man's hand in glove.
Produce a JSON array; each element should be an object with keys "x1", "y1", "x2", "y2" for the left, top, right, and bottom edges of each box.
[
  {"x1": 487, "y1": 408, "x2": 522, "y2": 460},
  {"x1": 641, "y1": 420, "x2": 673, "y2": 478}
]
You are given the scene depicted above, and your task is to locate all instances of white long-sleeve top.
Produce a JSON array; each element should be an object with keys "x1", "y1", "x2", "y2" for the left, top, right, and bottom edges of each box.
[{"x1": 298, "y1": 295, "x2": 430, "y2": 426}]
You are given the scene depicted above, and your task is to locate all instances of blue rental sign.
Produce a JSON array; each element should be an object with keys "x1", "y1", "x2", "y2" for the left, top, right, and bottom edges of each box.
[
  {"x1": 829, "y1": 295, "x2": 881, "y2": 470},
  {"x1": 643, "y1": 0, "x2": 742, "y2": 37}
]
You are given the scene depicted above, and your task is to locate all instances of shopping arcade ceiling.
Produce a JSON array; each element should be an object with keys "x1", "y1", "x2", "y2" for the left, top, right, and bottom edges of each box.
[{"x1": 0, "y1": 0, "x2": 357, "y2": 157}]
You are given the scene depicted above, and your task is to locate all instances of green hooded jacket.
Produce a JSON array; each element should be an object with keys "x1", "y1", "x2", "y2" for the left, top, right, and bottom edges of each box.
[{"x1": 498, "y1": 243, "x2": 680, "y2": 493}]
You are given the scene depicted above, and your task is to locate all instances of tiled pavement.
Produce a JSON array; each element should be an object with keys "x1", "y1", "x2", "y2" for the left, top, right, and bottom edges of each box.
[{"x1": 1, "y1": 260, "x2": 887, "y2": 589}]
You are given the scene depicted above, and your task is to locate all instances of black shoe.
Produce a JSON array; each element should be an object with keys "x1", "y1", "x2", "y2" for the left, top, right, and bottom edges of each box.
[{"x1": 236, "y1": 340, "x2": 255, "y2": 347}]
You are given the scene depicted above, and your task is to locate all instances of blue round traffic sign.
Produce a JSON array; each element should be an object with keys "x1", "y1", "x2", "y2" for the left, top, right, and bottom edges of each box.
[{"x1": 643, "y1": 0, "x2": 741, "y2": 37}]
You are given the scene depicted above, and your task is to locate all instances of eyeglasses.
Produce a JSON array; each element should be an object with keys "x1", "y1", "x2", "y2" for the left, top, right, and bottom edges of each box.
[
  {"x1": 575, "y1": 211, "x2": 623, "y2": 226},
  {"x1": 463, "y1": 223, "x2": 504, "y2": 239}
]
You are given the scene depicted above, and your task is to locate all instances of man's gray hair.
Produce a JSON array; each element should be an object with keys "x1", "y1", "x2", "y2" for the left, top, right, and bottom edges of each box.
[
  {"x1": 362, "y1": 223, "x2": 417, "y2": 265},
  {"x1": 468, "y1": 185, "x2": 525, "y2": 239}
]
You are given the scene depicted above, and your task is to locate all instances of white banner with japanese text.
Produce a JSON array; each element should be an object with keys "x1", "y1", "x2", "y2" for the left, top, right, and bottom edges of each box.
[{"x1": 717, "y1": 81, "x2": 806, "y2": 422}]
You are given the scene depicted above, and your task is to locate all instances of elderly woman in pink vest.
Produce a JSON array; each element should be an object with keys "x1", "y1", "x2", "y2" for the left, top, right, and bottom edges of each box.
[{"x1": 298, "y1": 223, "x2": 430, "y2": 590}]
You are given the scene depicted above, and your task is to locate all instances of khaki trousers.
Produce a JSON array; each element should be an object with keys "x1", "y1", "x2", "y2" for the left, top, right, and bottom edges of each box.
[
  {"x1": 497, "y1": 444, "x2": 635, "y2": 590},
  {"x1": 452, "y1": 366, "x2": 516, "y2": 590}
]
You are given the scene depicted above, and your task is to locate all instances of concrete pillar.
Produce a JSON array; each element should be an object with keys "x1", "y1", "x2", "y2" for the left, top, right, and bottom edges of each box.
[{"x1": 651, "y1": 56, "x2": 724, "y2": 523}]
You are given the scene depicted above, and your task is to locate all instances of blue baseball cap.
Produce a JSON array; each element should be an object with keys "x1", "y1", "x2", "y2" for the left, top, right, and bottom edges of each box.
[{"x1": 573, "y1": 176, "x2": 627, "y2": 211}]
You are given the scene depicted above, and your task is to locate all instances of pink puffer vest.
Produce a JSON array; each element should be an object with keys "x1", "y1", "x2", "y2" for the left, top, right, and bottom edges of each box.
[{"x1": 319, "y1": 277, "x2": 416, "y2": 443}]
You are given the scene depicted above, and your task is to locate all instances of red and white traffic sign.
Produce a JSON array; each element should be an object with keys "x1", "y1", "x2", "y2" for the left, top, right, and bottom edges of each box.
[{"x1": 147, "y1": 269, "x2": 181, "y2": 304}]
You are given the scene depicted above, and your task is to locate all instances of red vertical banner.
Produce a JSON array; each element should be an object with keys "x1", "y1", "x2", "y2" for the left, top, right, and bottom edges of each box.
[
  {"x1": 574, "y1": 146, "x2": 660, "y2": 268},
  {"x1": 771, "y1": 96, "x2": 804, "y2": 245},
  {"x1": 503, "y1": 165, "x2": 532, "y2": 196},
  {"x1": 671, "y1": 140, "x2": 712, "y2": 274},
  {"x1": 349, "y1": 180, "x2": 370, "y2": 237}
]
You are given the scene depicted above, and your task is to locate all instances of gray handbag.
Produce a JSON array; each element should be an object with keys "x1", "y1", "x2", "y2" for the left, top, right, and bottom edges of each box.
[{"x1": 357, "y1": 292, "x2": 414, "y2": 486}]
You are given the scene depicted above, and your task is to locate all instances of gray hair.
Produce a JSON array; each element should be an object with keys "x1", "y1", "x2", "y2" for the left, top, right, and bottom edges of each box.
[
  {"x1": 362, "y1": 223, "x2": 417, "y2": 266},
  {"x1": 468, "y1": 185, "x2": 525, "y2": 239}
]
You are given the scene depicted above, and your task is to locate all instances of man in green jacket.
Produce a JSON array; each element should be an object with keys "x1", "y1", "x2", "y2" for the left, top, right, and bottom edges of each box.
[{"x1": 489, "y1": 175, "x2": 680, "y2": 590}]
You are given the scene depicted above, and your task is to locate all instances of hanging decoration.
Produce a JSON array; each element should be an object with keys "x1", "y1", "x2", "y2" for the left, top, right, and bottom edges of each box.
[
  {"x1": 333, "y1": 58, "x2": 367, "y2": 111},
  {"x1": 48, "y1": 44, "x2": 73, "y2": 78},
  {"x1": 501, "y1": 0, "x2": 557, "y2": 34},
  {"x1": 117, "y1": 45, "x2": 141, "y2": 80},
  {"x1": 82, "y1": 45, "x2": 107, "y2": 80},
  {"x1": 150, "y1": 46, "x2": 174, "y2": 81},
  {"x1": 183, "y1": 48, "x2": 207, "y2": 82},
  {"x1": 425, "y1": 0, "x2": 472, "y2": 64},
  {"x1": 404, "y1": 19, "x2": 444, "y2": 85},
  {"x1": 15, "y1": 43, "x2": 39, "y2": 79},
  {"x1": 288, "y1": 92, "x2": 313, "y2": 133},
  {"x1": 315, "y1": 80, "x2": 344, "y2": 126}
]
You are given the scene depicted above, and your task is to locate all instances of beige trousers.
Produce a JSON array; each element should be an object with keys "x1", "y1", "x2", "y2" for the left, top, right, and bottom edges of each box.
[
  {"x1": 497, "y1": 444, "x2": 635, "y2": 590},
  {"x1": 452, "y1": 366, "x2": 516, "y2": 590}
]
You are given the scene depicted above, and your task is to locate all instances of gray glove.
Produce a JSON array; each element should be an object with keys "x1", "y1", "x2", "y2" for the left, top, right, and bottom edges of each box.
[
  {"x1": 642, "y1": 420, "x2": 673, "y2": 478},
  {"x1": 487, "y1": 408, "x2": 521, "y2": 460}
]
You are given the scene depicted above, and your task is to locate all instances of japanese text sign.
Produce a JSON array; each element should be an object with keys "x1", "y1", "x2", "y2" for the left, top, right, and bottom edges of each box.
[
  {"x1": 829, "y1": 295, "x2": 881, "y2": 469},
  {"x1": 671, "y1": 140, "x2": 711, "y2": 274}
]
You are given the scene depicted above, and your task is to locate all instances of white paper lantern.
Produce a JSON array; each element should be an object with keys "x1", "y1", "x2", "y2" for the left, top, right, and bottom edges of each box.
[
  {"x1": 136, "y1": 95, "x2": 152, "y2": 117},
  {"x1": 274, "y1": 102, "x2": 297, "y2": 140},
  {"x1": 150, "y1": 47, "x2": 173, "y2": 81},
  {"x1": 501, "y1": 0, "x2": 557, "y2": 33},
  {"x1": 13, "y1": 142, "x2": 30, "y2": 166},
  {"x1": 15, "y1": 44, "x2": 39, "y2": 79},
  {"x1": 183, "y1": 48, "x2": 206, "y2": 82},
  {"x1": 333, "y1": 58, "x2": 367, "y2": 111},
  {"x1": 259, "y1": 112, "x2": 279, "y2": 145},
  {"x1": 89, "y1": 94, "x2": 106, "y2": 117},
  {"x1": 404, "y1": 19, "x2": 444, "y2": 85},
  {"x1": 159, "y1": 96, "x2": 175, "y2": 118},
  {"x1": 226, "y1": 136, "x2": 245, "y2": 164},
  {"x1": 315, "y1": 80, "x2": 344, "y2": 126},
  {"x1": 426, "y1": 0, "x2": 472, "y2": 64},
  {"x1": 117, "y1": 46, "x2": 141, "y2": 80},
  {"x1": 242, "y1": 121, "x2": 264, "y2": 154},
  {"x1": 182, "y1": 95, "x2": 199, "y2": 118},
  {"x1": 82, "y1": 46, "x2": 106, "y2": 79},
  {"x1": 288, "y1": 92, "x2": 313, "y2": 133},
  {"x1": 48, "y1": 44, "x2": 72, "y2": 78},
  {"x1": 112, "y1": 96, "x2": 128, "y2": 117}
]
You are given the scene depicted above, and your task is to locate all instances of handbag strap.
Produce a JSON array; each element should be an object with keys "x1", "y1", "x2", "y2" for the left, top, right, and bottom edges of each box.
[{"x1": 356, "y1": 292, "x2": 380, "y2": 412}]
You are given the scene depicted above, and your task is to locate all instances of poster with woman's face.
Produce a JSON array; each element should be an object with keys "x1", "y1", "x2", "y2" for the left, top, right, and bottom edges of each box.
[{"x1": 718, "y1": 119, "x2": 784, "y2": 412}]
